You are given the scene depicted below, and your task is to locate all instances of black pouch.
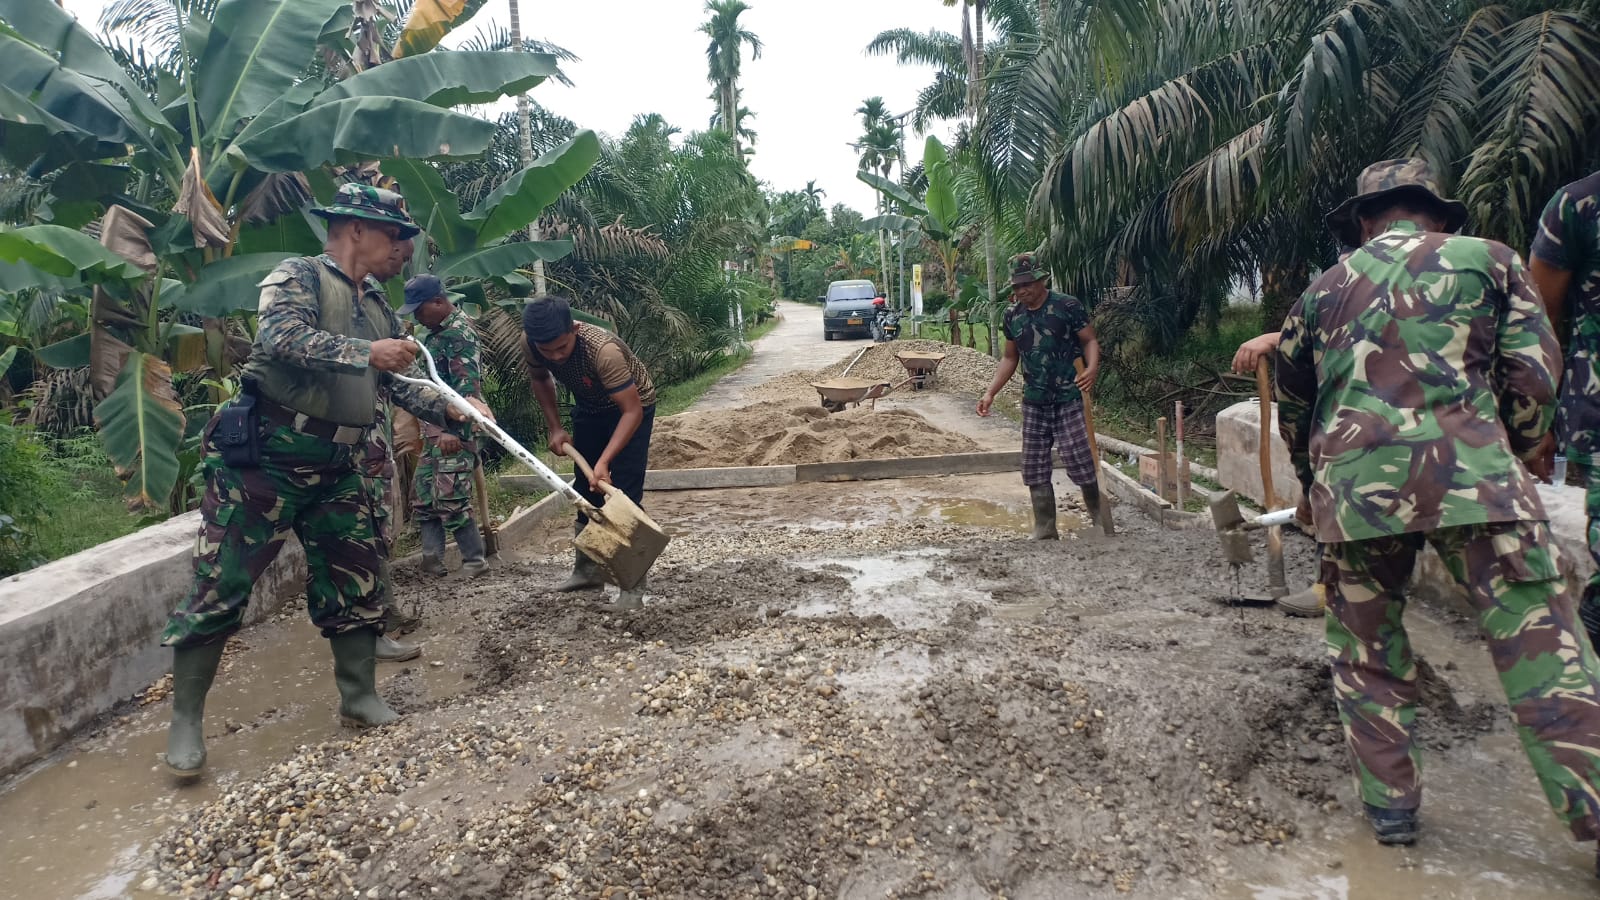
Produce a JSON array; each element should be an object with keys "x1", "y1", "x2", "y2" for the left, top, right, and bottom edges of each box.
[{"x1": 215, "y1": 393, "x2": 261, "y2": 468}]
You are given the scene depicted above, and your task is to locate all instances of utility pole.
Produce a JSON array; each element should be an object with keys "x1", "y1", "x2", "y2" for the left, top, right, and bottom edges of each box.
[{"x1": 508, "y1": 0, "x2": 545, "y2": 295}]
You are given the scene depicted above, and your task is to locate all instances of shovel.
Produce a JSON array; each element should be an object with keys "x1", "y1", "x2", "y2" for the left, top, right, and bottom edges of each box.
[
  {"x1": 560, "y1": 444, "x2": 669, "y2": 591},
  {"x1": 392, "y1": 342, "x2": 668, "y2": 590},
  {"x1": 1209, "y1": 491, "x2": 1297, "y2": 565}
]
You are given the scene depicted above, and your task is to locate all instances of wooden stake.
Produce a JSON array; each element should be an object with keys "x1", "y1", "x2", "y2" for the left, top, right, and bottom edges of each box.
[
  {"x1": 1175, "y1": 401, "x2": 1188, "y2": 505},
  {"x1": 1156, "y1": 416, "x2": 1170, "y2": 502}
]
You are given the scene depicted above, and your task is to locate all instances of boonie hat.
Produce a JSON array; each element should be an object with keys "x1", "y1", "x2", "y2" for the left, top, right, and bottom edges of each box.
[
  {"x1": 311, "y1": 183, "x2": 421, "y2": 239},
  {"x1": 399, "y1": 274, "x2": 444, "y2": 316},
  {"x1": 1325, "y1": 158, "x2": 1468, "y2": 249},
  {"x1": 1009, "y1": 252, "x2": 1049, "y2": 286}
]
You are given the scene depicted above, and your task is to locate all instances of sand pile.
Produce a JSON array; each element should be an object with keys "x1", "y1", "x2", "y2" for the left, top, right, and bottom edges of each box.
[
  {"x1": 651, "y1": 399, "x2": 982, "y2": 469},
  {"x1": 747, "y1": 339, "x2": 1022, "y2": 404}
]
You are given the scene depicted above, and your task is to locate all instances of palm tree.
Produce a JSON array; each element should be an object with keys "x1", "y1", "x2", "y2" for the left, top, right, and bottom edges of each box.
[
  {"x1": 802, "y1": 180, "x2": 826, "y2": 219},
  {"x1": 700, "y1": 0, "x2": 763, "y2": 158},
  {"x1": 856, "y1": 96, "x2": 891, "y2": 131}
]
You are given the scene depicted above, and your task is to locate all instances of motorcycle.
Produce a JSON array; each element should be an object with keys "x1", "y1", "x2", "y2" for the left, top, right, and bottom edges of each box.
[{"x1": 873, "y1": 306, "x2": 901, "y2": 342}]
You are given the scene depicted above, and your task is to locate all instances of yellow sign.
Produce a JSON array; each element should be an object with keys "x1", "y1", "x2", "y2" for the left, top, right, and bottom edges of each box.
[{"x1": 912, "y1": 265, "x2": 922, "y2": 289}]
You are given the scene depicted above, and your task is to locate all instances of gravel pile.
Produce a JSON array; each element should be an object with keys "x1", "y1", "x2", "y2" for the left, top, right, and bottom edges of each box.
[
  {"x1": 650, "y1": 400, "x2": 983, "y2": 469},
  {"x1": 748, "y1": 340, "x2": 1022, "y2": 405},
  {"x1": 135, "y1": 508, "x2": 1469, "y2": 900}
]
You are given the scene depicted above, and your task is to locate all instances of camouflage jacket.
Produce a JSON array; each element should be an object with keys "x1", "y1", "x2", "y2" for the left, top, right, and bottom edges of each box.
[
  {"x1": 249, "y1": 254, "x2": 451, "y2": 426},
  {"x1": 1532, "y1": 171, "x2": 1600, "y2": 465},
  {"x1": 1275, "y1": 221, "x2": 1560, "y2": 543},
  {"x1": 1002, "y1": 291, "x2": 1090, "y2": 406},
  {"x1": 419, "y1": 307, "x2": 483, "y2": 442}
]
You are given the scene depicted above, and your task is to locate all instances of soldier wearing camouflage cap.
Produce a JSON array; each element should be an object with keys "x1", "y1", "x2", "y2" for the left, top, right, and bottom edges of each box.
[
  {"x1": 1277, "y1": 158, "x2": 1600, "y2": 860},
  {"x1": 159, "y1": 183, "x2": 493, "y2": 778},
  {"x1": 1529, "y1": 170, "x2": 1600, "y2": 654},
  {"x1": 978, "y1": 252, "x2": 1111, "y2": 538}
]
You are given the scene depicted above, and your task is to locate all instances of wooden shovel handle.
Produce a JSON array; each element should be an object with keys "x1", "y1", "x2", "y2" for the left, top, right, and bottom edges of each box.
[
  {"x1": 562, "y1": 444, "x2": 615, "y2": 495},
  {"x1": 1255, "y1": 358, "x2": 1277, "y2": 510}
]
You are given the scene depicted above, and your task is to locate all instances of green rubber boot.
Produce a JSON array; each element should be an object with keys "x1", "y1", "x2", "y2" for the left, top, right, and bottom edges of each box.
[
  {"x1": 555, "y1": 525, "x2": 605, "y2": 592},
  {"x1": 165, "y1": 640, "x2": 226, "y2": 777},
  {"x1": 455, "y1": 516, "x2": 489, "y2": 579},
  {"x1": 330, "y1": 628, "x2": 399, "y2": 728},
  {"x1": 1029, "y1": 484, "x2": 1059, "y2": 541},
  {"x1": 419, "y1": 519, "x2": 447, "y2": 577}
]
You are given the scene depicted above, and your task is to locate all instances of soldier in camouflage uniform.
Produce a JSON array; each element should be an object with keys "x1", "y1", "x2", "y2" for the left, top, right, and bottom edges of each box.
[
  {"x1": 1529, "y1": 171, "x2": 1600, "y2": 650},
  {"x1": 399, "y1": 274, "x2": 489, "y2": 578},
  {"x1": 978, "y1": 253, "x2": 1112, "y2": 538},
  {"x1": 160, "y1": 185, "x2": 489, "y2": 777},
  {"x1": 360, "y1": 391, "x2": 422, "y2": 662},
  {"x1": 1277, "y1": 158, "x2": 1600, "y2": 857}
]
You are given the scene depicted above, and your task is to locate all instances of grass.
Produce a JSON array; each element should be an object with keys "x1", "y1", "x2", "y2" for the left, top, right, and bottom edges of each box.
[{"x1": 4, "y1": 431, "x2": 148, "y2": 572}]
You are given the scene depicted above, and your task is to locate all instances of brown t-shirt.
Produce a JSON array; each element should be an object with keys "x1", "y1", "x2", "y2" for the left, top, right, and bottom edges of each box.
[{"x1": 527, "y1": 322, "x2": 657, "y2": 409}]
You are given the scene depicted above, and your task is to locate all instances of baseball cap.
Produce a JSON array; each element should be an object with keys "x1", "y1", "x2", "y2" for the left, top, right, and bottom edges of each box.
[{"x1": 399, "y1": 273, "x2": 443, "y2": 315}]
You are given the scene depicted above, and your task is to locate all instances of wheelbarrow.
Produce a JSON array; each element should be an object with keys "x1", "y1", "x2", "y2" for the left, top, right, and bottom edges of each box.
[
  {"x1": 393, "y1": 342, "x2": 668, "y2": 590},
  {"x1": 895, "y1": 351, "x2": 946, "y2": 391},
  {"x1": 811, "y1": 377, "x2": 892, "y2": 413}
]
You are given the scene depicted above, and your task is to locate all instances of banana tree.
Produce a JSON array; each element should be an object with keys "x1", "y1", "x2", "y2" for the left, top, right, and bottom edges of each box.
[
  {"x1": 381, "y1": 130, "x2": 602, "y2": 308},
  {"x1": 860, "y1": 135, "x2": 974, "y2": 345},
  {"x1": 0, "y1": 0, "x2": 563, "y2": 510}
]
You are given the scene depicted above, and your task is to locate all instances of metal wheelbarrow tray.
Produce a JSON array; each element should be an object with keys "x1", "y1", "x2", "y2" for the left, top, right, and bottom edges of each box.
[
  {"x1": 894, "y1": 351, "x2": 946, "y2": 390},
  {"x1": 811, "y1": 377, "x2": 892, "y2": 412}
]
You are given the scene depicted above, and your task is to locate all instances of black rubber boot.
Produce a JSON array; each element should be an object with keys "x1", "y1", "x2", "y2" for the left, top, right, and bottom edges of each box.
[
  {"x1": 1082, "y1": 482, "x2": 1114, "y2": 536},
  {"x1": 607, "y1": 578, "x2": 647, "y2": 612},
  {"x1": 1029, "y1": 484, "x2": 1059, "y2": 541},
  {"x1": 1364, "y1": 803, "x2": 1418, "y2": 846},
  {"x1": 419, "y1": 519, "x2": 447, "y2": 576},
  {"x1": 165, "y1": 640, "x2": 226, "y2": 777},
  {"x1": 330, "y1": 628, "x2": 399, "y2": 728},
  {"x1": 455, "y1": 516, "x2": 489, "y2": 578}
]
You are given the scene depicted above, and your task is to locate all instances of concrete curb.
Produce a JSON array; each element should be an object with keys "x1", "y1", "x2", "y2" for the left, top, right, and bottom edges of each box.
[
  {"x1": 1098, "y1": 460, "x2": 1209, "y2": 530},
  {"x1": 0, "y1": 513, "x2": 306, "y2": 779},
  {"x1": 501, "y1": 451, "x2": 1038, "y2": 494}
]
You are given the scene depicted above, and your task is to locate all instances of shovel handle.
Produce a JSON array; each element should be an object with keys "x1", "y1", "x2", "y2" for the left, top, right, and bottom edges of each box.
[
  {"x1": 561, "y1": 445, "x2": 615, "y2": 496},
  {"x1": 390, "y1": 341, "x2": 598, "y2": 516}
]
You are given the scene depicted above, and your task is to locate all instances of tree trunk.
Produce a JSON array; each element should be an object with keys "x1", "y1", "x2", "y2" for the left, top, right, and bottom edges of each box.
[
  {"x1": 1259, "y1": 261, "x2": 1309, "y2": 334},
  {"x1": 508, "y1": 0, "x2": 544, "y2": 296}
]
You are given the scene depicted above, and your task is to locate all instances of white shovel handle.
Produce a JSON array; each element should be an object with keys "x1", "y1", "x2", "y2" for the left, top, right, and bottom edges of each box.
[
  {"x1": 1245, "y1": 507, "x2": 1298, "y2": 530},
  {"x1": 390, "y1": 340, "x2": 597, "y2": 515}
]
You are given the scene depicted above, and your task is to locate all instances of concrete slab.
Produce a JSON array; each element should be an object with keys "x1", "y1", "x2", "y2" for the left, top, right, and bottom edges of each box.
[
  {"x1": 0, "y1": 512, "x2": 305, "y2": 778},
  {"x1": 646, "y1": 466, "x2": 797, "y2": 490},
  {"x1": 1215, "y1": 400, "x2": 1304, "y2": 507}
]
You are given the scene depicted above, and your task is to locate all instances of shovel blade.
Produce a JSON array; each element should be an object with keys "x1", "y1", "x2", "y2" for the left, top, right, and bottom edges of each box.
[
  {"x1": 573, "y1": 487, "x2": 669, "y2": 591},
  {"x1": 1209, "y1": 491, "x2": 1254, "y2": 564}
]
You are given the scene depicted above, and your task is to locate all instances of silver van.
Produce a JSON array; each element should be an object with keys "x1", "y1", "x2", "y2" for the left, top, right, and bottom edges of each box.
[{"x1": 822, "y1": 279, "x2": 879, "y2": 341}]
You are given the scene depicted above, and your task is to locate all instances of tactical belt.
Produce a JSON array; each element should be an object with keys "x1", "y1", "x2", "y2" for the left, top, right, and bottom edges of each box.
[{"x1": 256, "y1": 397, "x2": 369, "y2": 445}]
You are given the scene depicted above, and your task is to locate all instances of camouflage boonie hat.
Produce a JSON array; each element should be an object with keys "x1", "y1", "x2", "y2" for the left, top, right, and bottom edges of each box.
[
  {"x1": 1325, "y1": 158, "x2": 1468, "y2": 248},
  {"x1": 312, "y1": 183, "x2": 421, "y2": 239},
  {"x1": 1009, "y1": 252, "x2": 1049, "y2": 285}
]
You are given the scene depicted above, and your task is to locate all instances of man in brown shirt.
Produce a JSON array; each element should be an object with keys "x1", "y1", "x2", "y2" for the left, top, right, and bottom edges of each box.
[{"x1": 523, "y1": 296, "x2": 657, "y2": 609}]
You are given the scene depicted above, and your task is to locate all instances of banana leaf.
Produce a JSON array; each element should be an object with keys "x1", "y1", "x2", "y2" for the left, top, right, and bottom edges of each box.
[
  {"x1": 0, "y1": 84, "x2": 125, "y2": 172},
  {"x1": 94, "y1": 350, "x2": 185, "y2": 512},
  {"x1": 380, "y1": 158, "x2": 474, "y2": 253},
  {"x1": 463, "y1": 131, "x2": 601, "y2": 245},
  {"x1": 232, "y1": 96, "x2": 498, "y2": 173},
  {"x1": 168, "y1": 253, "x2": 297, "y2": 317},
  {"x1": 35, "y1": 332, "x2": 90, "y2": 368},
  {"x1": 0, "y1": 225, "x2": 147, "y2": 284},
  {"x1": 313, "y1": 51, "x2": 558, "y2": 109},
  {"x1": 857, "y1": 169, "x2": 926, "y2": 215},
  {"x1": 392, "y1": 0, "x2": 491, "y2": 58},
  {"x1": 923, "y1": 137, "x2": 958, "y2": 237},
  {"x1": 196, "y1": 0, "x2": 349, "y2": 140}
]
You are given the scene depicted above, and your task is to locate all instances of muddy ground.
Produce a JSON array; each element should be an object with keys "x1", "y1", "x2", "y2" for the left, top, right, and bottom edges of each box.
[{"x1": 108, "y1": 475, "x2": 1583, "y2": 900}]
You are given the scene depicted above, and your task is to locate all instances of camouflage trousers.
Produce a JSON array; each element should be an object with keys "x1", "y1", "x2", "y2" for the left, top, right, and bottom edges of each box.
[
  {"x1": 161, "y1": 421, "x2": 385, "y2": 647},
  {"x1": 412, "y1": 443, "x2": 476, "y2": 534},
  {"x1": 1576, "y1": 464, "x2": 1600, "y2": 646},
  {"x1": 1323, "y1": 519, "x2": 1600, "y2": 839}
]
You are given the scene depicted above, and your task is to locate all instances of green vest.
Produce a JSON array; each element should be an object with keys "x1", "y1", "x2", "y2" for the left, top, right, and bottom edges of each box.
[{"x1": 244, "y1": 258, "x2": 384, "y2": 426}]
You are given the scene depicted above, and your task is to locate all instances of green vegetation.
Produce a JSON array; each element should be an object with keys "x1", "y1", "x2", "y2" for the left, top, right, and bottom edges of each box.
[{"x1": 0, "y1": 424, "x2": 142, "y2": 575}]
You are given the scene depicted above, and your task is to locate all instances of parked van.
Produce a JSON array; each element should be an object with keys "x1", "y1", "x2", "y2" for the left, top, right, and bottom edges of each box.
[{"x1": 822, "y1": 279, "x2": 879, "y2": 341}]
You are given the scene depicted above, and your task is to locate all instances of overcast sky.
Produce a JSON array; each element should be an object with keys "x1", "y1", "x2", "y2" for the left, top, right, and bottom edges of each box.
[{"x1": 59, "y1": 0, "x2": 961, "y2": 217}]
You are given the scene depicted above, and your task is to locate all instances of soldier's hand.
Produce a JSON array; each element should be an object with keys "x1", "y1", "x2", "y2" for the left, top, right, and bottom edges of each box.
[
  {"x1": 437, "y1": 433, "x2": 463, "y2": 454},
  {"x1": 1526, "y1": 432, "x2": 1557, "y2": 483},
  {"x1": 370, "y1": 338, "x2": 419, "y2": 372},
  {"x1": 1074, "y1": 365, "x2": 1098, "y2": 393},
  {"x1": 1231, "y1": 333, "x2": 1281, "y2": 375},
  {"x1": 547, "y1": 428, "x2": 573, "y2": 456},
  {"x1": 446, "y1": 397, "x2": 494, "y2": 423}
]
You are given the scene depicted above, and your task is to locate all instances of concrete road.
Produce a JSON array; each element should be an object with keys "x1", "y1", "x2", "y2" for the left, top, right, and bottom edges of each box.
[{"x1": 690, "y1": 300, "x2": 866, "y2": 411}]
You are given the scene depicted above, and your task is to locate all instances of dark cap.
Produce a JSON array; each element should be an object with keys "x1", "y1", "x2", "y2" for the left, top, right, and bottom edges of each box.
[
  {"x1": 523, "y1": 296, "x2": 576, "y2": 344},
  {"x1": 399, "y1": 273, "x2": 443, "y2": 315}
]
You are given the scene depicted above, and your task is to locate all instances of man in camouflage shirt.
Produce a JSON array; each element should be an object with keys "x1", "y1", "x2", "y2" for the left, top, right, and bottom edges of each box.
[
  {"x1": 159, "y1": 185, "x2": 489, "y2": 777},
  {"x1": 1277, "y1": 158, "x2": 1600, "y2": 857},
  {"x1": 979, "y1": 253, "x2": 1111, "y2": 538},
  {"x1": 1530, "y1": 170, "x2": 1600, "y2": 650},
  {"x1": 401, "y1": 274, "x2": 489, "y2": 579}
]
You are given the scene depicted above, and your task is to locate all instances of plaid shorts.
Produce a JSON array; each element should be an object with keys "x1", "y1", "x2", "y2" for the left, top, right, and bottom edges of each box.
[{"x1": 1021, "y1": 401, "x2": 1097, "y2": 487}]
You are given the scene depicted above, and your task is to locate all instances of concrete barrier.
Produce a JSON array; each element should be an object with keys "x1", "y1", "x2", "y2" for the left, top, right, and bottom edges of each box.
[
  {"x1": 0, "y1": 512, "x2": 306, "y2": 779},
  {"x1": 1214, "y1": 400, "x2": 1304, "y2": 507}
]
